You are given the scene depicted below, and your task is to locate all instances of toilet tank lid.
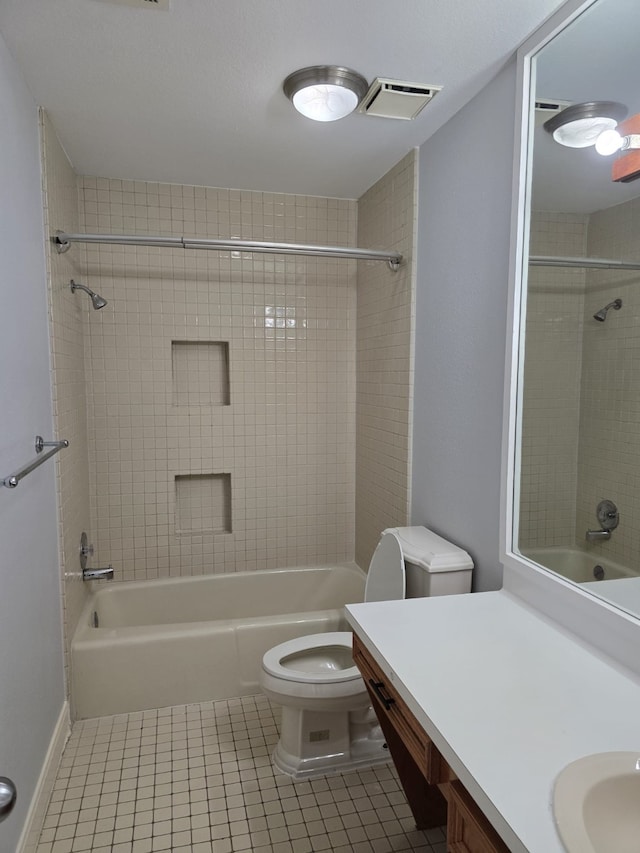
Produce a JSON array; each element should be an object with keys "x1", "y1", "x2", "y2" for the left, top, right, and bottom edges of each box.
[{"x1": 385, "y1": 526, "x2": 474, "y2": 573}]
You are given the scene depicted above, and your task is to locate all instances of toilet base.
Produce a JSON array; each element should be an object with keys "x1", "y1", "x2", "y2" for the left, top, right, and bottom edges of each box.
[{"x1": 272, "y1": 704, "x2": 391, "y2": 780}]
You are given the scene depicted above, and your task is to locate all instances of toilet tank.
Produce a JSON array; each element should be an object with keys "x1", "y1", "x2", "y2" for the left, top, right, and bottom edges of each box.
[{"x1": 385, "y1": 526, "x2": 474, "y2": 597}]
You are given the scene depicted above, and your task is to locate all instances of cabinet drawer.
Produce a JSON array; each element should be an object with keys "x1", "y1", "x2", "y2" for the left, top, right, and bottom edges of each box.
[
  {"x1": 447, "y1": 781, "x2": 510, "y2": 853},
  {"x1": 353, "y1": 634, "x2": 441, "y2": 784}
]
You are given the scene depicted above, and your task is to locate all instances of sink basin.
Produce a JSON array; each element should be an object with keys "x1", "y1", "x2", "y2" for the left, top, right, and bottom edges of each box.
[{"x1": 553, "y1": 752, "x2": 640, "y2": 852}]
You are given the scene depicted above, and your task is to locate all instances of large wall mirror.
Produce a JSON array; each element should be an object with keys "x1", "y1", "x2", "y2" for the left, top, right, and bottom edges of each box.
[{"x1": 512, "y1": 0, "x2": 640, "y2": 620}]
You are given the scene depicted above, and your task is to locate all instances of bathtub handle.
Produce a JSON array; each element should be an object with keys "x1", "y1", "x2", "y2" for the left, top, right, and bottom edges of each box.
[{"x1": 368, "y1": 679, "x2": 396, "y2": 711}]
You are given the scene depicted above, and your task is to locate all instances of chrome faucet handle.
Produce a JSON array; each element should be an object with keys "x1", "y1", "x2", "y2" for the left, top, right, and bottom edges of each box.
[{"x1": 597, "y1": 499, "x2": 619, "y2": 531}]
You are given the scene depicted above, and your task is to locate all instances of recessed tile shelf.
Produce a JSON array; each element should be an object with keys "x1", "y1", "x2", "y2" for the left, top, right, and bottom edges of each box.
[
  {"x1": 172, "y1": 340, "x2": 230, "y2": 406},
  {"x1": 175, "y1": 473, "x2": 232, "y2": 534}
]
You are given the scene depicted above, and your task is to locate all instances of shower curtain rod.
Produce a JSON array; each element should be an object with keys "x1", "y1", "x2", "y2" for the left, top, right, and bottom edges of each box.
[
  {"x1": 54, "y1": 231, "x2": 402, "y2": 270},
  {"x1": 530, "y1": 255, "x2": 640, "y2": 271}
]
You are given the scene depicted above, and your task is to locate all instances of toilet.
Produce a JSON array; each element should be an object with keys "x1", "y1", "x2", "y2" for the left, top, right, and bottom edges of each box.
[{"x1": 260, "y1": 526, "x2": 473, "y2": 779}]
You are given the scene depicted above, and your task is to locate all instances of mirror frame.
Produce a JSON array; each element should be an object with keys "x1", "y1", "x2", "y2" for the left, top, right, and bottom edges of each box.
[{"x1": 500, "y1": 0, "x2": 640, "y2": 675}]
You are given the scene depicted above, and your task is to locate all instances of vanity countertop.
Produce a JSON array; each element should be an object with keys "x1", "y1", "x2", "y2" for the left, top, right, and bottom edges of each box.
[{"x1": 345, "y1": 589, "x2": 640, "y2": 853}]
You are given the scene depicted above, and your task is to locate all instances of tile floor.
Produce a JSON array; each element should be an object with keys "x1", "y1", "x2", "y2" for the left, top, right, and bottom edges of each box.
[{"x1": 36, "y1": 694, "x2": 447, "y2": 853}]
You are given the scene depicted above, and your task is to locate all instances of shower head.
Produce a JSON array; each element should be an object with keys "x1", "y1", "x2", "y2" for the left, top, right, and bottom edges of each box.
[
  {"x1": 70, "y1": 279, "x2": 108, "y2": 310},
  {"x1": 593, "y1": 298, "x2": 622, "y2": 322}
]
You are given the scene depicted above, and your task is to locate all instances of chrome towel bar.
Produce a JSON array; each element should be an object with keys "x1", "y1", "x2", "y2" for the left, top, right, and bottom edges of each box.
[{"x1": 2, "y1": 435, "x2": 69, "y2": 489}]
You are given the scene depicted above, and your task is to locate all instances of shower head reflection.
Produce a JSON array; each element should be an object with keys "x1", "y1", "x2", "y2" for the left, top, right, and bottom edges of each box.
[{"x1": 593, "y1": 298, "x2": 622, "y2": 322}]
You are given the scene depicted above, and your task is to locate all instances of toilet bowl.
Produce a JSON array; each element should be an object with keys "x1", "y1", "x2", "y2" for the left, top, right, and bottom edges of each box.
[{"x1": 260, "y1": 526, "x2": 474, "y2": 779}]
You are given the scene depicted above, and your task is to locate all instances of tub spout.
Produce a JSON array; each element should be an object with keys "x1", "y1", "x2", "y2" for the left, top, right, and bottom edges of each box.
[
  {"x1": 585, "y1": 529, "x2": 611, "y2": 543},
  {"x1": 83, "y1": 566, "x2": 114, "y2": 581}
]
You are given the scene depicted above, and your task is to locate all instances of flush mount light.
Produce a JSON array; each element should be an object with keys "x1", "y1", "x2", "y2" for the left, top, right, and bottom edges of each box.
[
  {"x1": 543, "y1": 101, "x2": 627, "y2": 148},
  {"x1": 283, "y1": 66, "x2": 368, "y2": 122}
]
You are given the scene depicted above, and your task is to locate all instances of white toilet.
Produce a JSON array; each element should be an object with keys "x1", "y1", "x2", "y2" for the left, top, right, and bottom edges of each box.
[{"x1": 260, "y1": 526, "x2": 473, "y2": 779}]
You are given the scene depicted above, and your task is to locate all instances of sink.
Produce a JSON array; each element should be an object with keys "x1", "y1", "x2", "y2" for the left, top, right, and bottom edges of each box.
[{"x1": 553, "y1": 752, "x2": 640, "y2": 852}]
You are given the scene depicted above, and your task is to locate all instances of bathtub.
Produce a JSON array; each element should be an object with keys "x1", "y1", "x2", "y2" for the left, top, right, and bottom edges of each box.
[
  {"x1": 72, "y1": 564, "x2": 365, "y2": 719},
  {"x1": 522, "y1": 546, "x2": 635, "y2": 584}
]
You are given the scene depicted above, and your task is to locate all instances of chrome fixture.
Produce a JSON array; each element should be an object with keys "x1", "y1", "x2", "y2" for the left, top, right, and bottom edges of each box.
[
  {"x1": 0, "y1": 777, "x2": 17, "y2": 822},
  {"x1": 83, "y1": 566, "x2": 114, "y2": 581},
  {"x1": 283, "y1": 66, "x2": 368, "y2": 122},
  {"x1": 544, "y1": 101, "x2": 627, "y2": 148},
  {"x1": 79, "y1": 531, "x2": 93, "y2": 572},
  {"x1": 593, "y1": 298, "x2": 622, "y2": 322},
  {"x1": 586, "y1": 499, "x2": 619, "y2": 542},
  {"x1": 69, "y1": 279, "x2": 108, "y2": 310},
  {"x1": 79, "y1": 531, "x2": 113, "y2": 580},
  {"x1": 2, "y1": 435, "x2": 69, "y2": 488},
  {"x1": 530, "y1": 256, "x2": 640, "y2": 271},
  {"x1": 585, "y1": 529, "x2": 611, "y2": 543},
  {"x1": 55, "y1": 231, "x2": 402, "y2": 270}
]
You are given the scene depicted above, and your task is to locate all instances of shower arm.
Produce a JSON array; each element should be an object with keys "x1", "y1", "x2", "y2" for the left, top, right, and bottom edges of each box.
[{"x1": 54, "y1": 231, "x2": 403, "y2": 271}]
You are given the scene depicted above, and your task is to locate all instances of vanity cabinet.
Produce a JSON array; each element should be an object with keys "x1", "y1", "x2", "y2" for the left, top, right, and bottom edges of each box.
[{"x1": 353, "y1": 633, "x2": 509, "y2": 853}]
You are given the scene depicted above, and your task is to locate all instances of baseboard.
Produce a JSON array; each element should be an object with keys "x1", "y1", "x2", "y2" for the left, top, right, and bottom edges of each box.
[{"x1": 15, "y1": 701, "x2": 70, "y2": 853}]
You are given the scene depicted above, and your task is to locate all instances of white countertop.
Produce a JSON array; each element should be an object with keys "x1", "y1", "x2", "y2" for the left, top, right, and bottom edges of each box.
[{"x1": 346, "y1": 589, "x2": 640, "y2": 853}]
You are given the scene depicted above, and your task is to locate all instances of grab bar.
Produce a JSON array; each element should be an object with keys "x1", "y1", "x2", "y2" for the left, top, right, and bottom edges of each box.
[{"x1": 2, "y1": 436, "x2": 69, "y2": 488}]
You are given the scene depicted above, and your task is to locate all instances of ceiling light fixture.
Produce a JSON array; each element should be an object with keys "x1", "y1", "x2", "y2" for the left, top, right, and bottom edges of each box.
[
  {"x1": 543, "y1": 101, "x2": 627, "y2": 148},
  {"x1": 283, "y1": 66, "x2": 368, "y2": 122}
]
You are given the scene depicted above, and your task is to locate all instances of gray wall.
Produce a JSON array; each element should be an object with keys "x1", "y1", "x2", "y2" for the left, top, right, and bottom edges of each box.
[
  {"x1": 412, "y1": 59, "x2": 517, "y2": 591},
  {"x1": 0, "y1": 33, "x2": 65, "y2": 851}
]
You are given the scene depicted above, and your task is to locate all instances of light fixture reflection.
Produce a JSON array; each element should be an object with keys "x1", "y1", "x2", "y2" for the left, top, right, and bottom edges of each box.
[
  {"x1": 595, "y1": 129, "x2": 640, "y2": 156},
  {"x1": 283, "y1": 66, "x2": 368, "y2": 122},
  {"x1": 544, "y1": 101, "x2": 627, "y2": 148}
]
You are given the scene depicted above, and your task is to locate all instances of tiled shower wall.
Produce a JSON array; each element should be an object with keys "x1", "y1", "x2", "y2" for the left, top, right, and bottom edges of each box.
[
  {"x1": 355, "y1": 151, "x2": 418, "y2": 568},
  {"x1": 41, "y1": 113, "x2": 91, "y2": 687},
  {"x1": 518, "y1": 212, "x2": 587, "y2": 549},
  {"x1": 576, "y1": 197, "x2": 640, "y2": 566},
  {"x1": 79, "y1": 179, "x2": 357, "y2": 581}
]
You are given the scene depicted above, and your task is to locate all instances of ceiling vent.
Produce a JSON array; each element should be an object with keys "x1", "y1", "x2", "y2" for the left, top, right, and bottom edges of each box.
[
  {"x1": 534, "y1": 98, "x2": 572, "y2": 127},
  {"x1": 360, "y1": 78, "x2": 442, "y2": 120},
  {"x1": 96, "y1": 0, "x2": 170, "y2": 9}
]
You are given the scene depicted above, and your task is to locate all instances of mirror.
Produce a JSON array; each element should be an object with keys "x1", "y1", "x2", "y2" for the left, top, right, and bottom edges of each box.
[{"x1": 515, "y1": 0, "x2": 640, "y2": 619}]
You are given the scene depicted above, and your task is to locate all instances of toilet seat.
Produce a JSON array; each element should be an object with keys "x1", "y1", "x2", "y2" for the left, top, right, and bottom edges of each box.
[{"x1": 262, "y1": 632, "x2": 359, "y2": 684}]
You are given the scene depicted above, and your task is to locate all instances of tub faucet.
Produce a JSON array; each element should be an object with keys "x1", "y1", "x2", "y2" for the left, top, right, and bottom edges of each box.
[
  {"x1": 585, "y1": 529, "x2": 611, "y2": 543},
  {"x1": 83, "y1": 566, "x2": 114, "y2": 581}
]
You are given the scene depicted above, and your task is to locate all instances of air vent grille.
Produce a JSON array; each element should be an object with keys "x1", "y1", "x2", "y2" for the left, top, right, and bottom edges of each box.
[
  {"x1": 361, "y1": 78, "x2": 442, "y2": 120},
  {"x1": 534, "y1": 98, "x2": 571, "y2": 127}
]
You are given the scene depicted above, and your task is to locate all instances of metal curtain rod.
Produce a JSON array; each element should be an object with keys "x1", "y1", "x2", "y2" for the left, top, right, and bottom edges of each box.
[
  {"x1": 530, "y1": 255, "x2": 640, "y2": 271},
  {"x1": 54, "y1": 231, "x2": 402, "y2": 271},
  {"x1": 2, "y1": 436, "x2": 69, "y2": 489}
]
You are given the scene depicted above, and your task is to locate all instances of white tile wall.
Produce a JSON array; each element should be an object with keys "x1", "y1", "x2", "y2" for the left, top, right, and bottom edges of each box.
[
  {"x1": 355, "y1": 152, "x2": 418, "y2": 569},
  {"x1": 41, "y1": 112, "x2": 92, "y2": 690},
  {"x1": 78, "y1": 179, "x2": 357, "y2": 580}
]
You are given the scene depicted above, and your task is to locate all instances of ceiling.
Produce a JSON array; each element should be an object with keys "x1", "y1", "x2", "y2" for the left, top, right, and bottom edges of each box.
[{"x1": 0, "y1": 0, "x2": 566, "y2": 199}]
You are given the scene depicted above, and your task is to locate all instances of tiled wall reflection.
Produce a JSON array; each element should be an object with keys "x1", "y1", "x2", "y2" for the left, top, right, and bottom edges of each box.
[
  {"x1": 519, "y1": 212, "x2": 587, "y2": 549},
  {"x1": 355, "y1": 152, "x2": 417, "y2": 568},
  {"x1": 520, "y1": 202, "x2": 640, "y2": 567},
  {"x1": 576, "y1": 197, "x2": 640, "y2": 567},
  {"x1": 79, "y1": 179, "x2": 357, "y2": 580}
]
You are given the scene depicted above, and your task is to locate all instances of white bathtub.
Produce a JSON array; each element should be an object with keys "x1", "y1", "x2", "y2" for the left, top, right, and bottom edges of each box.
[
  {"x1": 522, "y1": 546, "x2": 635, "y2": 584},
  {"x1": 72, "y1": 564, "x2": 365, "y2": 719}
]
